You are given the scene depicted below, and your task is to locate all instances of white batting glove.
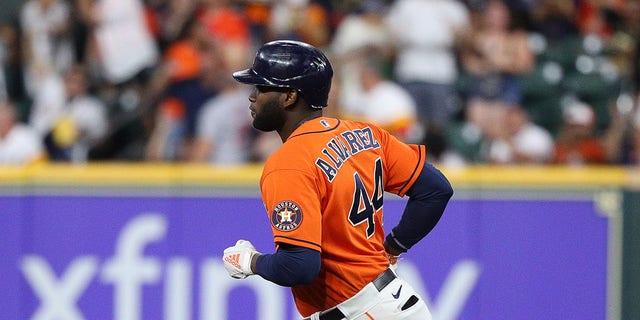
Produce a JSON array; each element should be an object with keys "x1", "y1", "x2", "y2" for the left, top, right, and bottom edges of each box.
[{"x1": 223, "y1": 240, "x2": 259, "y2": 279}]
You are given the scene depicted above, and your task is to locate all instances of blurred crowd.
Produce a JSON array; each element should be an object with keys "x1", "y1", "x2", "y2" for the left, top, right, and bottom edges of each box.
[{"x1": 1, "y1": 0, "x2": 639, "y2": 166}]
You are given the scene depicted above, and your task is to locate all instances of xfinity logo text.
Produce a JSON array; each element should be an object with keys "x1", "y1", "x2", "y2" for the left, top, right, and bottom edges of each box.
[{"x1": 20, "y1": 213, "x2": 480, "y2": 320}]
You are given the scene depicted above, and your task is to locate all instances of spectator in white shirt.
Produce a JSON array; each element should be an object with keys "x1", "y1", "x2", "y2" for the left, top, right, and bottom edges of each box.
[
  {"x1": 385, "y1": 0, "x2": 470, "y2": 156},
  {"x1": 341, "y1": 53, "x2": 422, "y2": 144},
  {"x1": 486, "y1": 106, "x2": 554, "y2": 164},
  {"x1": 330, "y1": 0, "x2": 391, "y2": 112},
  {"x1": 29, "y1": 65, "x2": 108, "y2": 162},
  {"x1": 0, "y1": 100, "x2": 45, "y2": 164},
  {"x1": 190, "y1": 81, "x2": 254, "y2": 165},
  {"x1": 20, "y1": 0, "x2": 74, "y2": 94},
  {"x1": 81, "y1": 0, "x2": 159, "y2": 85}
]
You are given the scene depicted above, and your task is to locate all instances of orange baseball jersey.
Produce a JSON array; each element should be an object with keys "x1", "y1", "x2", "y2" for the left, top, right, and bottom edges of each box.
[{"x1": 260, "y1": 117, "x2": 426, "y2": 316}]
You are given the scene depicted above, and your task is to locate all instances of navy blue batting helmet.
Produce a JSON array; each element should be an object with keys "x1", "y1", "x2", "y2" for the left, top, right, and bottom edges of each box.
[{"x1": 233, "y1": 40, "x2": 333, "y2": 108}]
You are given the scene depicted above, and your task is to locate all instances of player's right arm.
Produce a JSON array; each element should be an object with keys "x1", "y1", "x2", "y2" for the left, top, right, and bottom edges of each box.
[{"x1": 253, "y1": 151, "x2": 324, "y2": 287}]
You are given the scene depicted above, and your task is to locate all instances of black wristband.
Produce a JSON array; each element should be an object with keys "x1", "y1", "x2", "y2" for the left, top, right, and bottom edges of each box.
[{"x1": 385, "y1": 231, "x2": 409, "y2": 253}]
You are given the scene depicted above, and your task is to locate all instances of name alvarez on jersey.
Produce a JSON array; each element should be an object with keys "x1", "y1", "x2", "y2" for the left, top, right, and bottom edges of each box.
[{"x1": 315, "y1": 127, "x2": 380, "y2": 182}]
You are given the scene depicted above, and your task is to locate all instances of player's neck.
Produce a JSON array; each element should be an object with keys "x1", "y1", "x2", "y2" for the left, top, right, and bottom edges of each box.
[{"x1": 279, "y1": 110, "x2": 323, "y2": 142}]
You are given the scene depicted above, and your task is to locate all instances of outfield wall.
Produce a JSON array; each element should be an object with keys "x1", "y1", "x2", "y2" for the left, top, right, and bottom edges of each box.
[{"x1": 0, "y1": 164, "x2": 637, "y2": 320}]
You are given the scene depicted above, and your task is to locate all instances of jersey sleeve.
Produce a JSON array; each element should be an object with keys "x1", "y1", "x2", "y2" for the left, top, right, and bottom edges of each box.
[
  {"x1": 260, "y1": 167, "x2": 323, "y2": 252},
  {"x1": 379, "y1": 129, "x2": 427, "y2": 197}
]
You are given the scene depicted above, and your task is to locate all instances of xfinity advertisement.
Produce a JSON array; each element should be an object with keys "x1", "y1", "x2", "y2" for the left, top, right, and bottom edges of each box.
[{"x1": 0, "y1": 194, "x2": 608, "y2": 320}]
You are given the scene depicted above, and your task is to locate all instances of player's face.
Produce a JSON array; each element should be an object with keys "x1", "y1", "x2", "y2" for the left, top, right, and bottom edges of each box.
[{"x1": 249, "y1": 85, "x2": 287, "y2": 132}]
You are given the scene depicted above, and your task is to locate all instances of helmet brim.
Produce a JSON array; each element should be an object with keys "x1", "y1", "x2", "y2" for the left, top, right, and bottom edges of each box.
[
  {"x1": 232, "y1": 68, "x2": 294, "y2": 89},
  {"x1": 233, "y1": 69, "x2": 274, "y2": 86}
]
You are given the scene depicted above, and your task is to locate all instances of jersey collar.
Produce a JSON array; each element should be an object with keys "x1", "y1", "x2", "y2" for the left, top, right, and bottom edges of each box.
[{"x1": 287, "y1": 117, "x2": 340, "y2": 140}]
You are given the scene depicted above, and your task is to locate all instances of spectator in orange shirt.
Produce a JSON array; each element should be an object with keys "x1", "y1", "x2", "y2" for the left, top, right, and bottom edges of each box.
[
  {"x1": 198, "y1": 0, "x2": 252, "y2": 71},
  {"x1": 145, "y1": 19, "x2": 216, "y2": 161}
]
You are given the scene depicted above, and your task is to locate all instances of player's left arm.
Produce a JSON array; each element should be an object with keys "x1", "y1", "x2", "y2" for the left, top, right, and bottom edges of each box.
[{"x1": 384, "y1": 162, "x2": 454, "y2": 256}]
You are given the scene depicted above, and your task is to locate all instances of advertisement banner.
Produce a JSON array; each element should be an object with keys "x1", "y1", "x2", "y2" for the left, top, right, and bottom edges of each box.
[{"x1": 0, "y1": 194, "x2": 608, "y2": 320}]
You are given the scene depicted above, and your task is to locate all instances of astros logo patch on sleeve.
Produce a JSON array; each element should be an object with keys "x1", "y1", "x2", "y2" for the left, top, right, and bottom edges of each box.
[{"x1": 271, "y1": 201, "x2": 302, "y2": 231}]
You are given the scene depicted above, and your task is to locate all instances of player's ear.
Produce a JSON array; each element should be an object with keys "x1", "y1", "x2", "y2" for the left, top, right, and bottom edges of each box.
[{"x1": 282, "y1": 89, "x2": 299, "y2": 108}]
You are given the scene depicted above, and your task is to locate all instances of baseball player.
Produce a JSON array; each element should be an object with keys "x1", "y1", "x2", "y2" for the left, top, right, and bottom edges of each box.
[{"x1": 222, "y1": 40, "x2": 453, "y2": 320}]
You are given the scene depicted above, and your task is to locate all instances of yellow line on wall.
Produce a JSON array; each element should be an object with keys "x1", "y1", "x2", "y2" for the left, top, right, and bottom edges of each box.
[
  {"x1": 443, "y1": 165, "x2": 634, "y2": 189},
  {"x1": 0, "y1": 163, "x2": 638, "y2": 189},
  {"x1": 0, "y1": 163, "x2": 263, "y2": 187}
]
